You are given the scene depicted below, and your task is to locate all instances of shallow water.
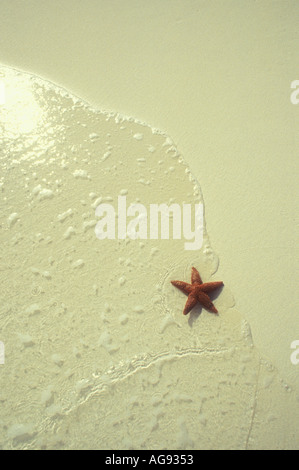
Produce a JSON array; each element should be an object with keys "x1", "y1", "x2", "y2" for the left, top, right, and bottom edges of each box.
[{"x1": 0, "y1": 65, "x2": 298, "y2": 449}]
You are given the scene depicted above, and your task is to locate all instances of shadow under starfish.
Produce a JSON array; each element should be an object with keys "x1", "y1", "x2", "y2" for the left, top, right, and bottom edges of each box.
[{"x1": 171, "y1": 267, "x2": 224, "y2": 315}]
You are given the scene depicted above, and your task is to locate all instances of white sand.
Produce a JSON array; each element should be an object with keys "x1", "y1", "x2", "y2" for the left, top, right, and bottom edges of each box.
[{"x1": 0, "y1": 1, "x2": 298, "y2": 449}]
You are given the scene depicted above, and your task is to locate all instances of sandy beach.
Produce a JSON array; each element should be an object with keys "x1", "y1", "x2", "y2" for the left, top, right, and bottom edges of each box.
[{"x1": 0, "y1": 0, "x2": 298, "y2": 450}]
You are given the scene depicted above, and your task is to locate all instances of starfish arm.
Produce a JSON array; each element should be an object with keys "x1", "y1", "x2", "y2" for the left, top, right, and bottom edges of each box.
[
  {"x1": 191, "y1": 267, "x2": 203, "y2": 285},
  {"x1": 183, "y1": 294, "x2": 198, "y2": 315},
  {"x1": 171, "y1": 280, "x2": 193, "y2": 295},
  {"x1": 197, "y1": 291, "x2": 218, "y2": 313},
  {"x1": 199, "y1": 281, "x2": 224, "y2": 293}
]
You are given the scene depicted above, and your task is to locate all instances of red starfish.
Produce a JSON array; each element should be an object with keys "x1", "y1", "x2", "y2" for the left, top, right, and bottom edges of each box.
[{"x1": 171, "y1": 267, "x2": 223, "y2": 315}]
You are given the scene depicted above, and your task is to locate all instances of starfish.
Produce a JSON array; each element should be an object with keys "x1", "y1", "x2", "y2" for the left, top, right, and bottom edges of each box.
[{"x1": 171, "y1": 267, "x2": 223, "y2": 315}]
